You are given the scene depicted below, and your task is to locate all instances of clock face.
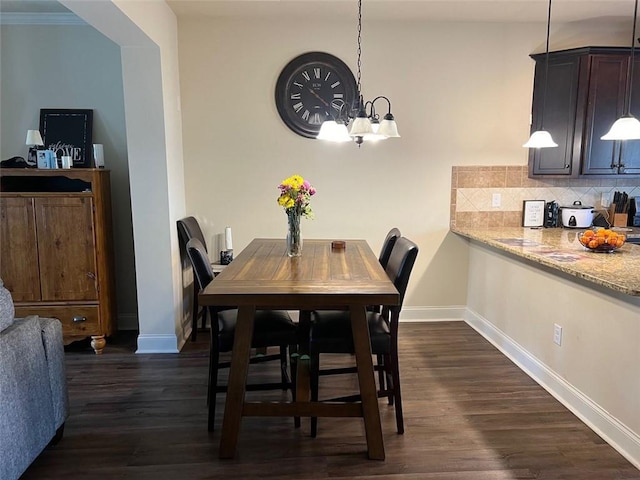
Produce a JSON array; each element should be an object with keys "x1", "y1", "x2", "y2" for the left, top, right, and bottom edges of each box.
[{"x1": 275, "y1": 52, "x2": 358, "y2": 139}]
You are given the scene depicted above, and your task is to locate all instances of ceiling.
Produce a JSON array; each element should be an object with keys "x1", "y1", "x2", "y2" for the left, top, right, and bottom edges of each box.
[
  {"x1": 0, "y1": 0, "x2": 633, "y2": 24},
  {"x1": 167, "y1": 1, "x2": 633, "y2": 23}
]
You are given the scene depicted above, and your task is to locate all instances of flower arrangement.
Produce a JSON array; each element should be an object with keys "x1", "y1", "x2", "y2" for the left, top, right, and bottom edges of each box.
[
  {"x1": 277, "y1": 175, "x2": 316, "y2": 256},
  {"x1": 277, "y1": 174, "x2": 316, "y2": 218}
]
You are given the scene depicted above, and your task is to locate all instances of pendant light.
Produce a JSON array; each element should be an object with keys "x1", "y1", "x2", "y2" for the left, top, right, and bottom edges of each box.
[
  {"x1": 601, "y1": 0, "x2": 640, "y2": 140},
  {"x1": 523, "y1": 0, "x2": 558, "y2": 148},
  {"x1": 317, "y1": 0, "x2": 400, "y2": 145}
]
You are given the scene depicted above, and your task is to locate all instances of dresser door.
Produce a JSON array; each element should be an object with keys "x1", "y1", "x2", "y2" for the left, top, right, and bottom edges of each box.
[
  {"x1": 35, "y1": 197, "x2": 98, "y2": 301},
  {"x1": 0, "y1": 196, "x2": 41, "y2": 301}
]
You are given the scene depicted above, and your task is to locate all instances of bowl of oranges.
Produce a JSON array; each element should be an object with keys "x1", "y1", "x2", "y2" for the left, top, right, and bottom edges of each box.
[{"x1": 578, "y1": 229, "x2": 626, "y2": 253}]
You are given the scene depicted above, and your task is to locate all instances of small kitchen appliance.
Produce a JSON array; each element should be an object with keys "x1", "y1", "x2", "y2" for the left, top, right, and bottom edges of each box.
[{"x1": 560, "y1": 201, "x2": 595, "y2": 228}]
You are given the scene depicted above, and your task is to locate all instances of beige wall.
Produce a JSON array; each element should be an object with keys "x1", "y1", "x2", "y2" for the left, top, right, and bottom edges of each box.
[{"x1": 177, "y1": 16, "x2": 628, "y2": 312}]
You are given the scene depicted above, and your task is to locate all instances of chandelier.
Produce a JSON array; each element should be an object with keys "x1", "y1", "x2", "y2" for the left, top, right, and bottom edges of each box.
[{"x1": 317, "y1": 0, "x2": 400, "y2": 145}]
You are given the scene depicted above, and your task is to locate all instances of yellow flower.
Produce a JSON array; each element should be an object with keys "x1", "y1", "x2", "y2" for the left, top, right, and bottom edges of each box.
[{"x1": 277, "y1": 174, "x2": 316, "y2": 219}]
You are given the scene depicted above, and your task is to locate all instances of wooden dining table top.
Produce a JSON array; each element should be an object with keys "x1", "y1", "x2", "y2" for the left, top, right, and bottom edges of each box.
[{"x1": 199, "y1": 238, "x2": 400, "y2": 309}]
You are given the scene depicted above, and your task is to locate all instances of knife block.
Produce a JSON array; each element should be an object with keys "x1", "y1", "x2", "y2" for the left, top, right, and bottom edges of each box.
[{"x1": 608, "y1": 204, "x2": 628, "y2": 227}]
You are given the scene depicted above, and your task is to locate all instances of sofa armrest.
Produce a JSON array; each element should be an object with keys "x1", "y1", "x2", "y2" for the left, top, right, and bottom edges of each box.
[{"x1": 39, "y1": 317, "x2": 69, "y2": 430}]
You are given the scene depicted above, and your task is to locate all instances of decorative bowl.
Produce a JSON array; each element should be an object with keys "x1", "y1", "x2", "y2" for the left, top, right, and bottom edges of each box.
[{"x1": 578, "y1": 229, "x2": 626, "y2": 253}]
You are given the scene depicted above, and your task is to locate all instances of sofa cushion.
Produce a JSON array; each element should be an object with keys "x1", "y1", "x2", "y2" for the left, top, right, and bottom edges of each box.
[{"x1": 0, "y1": 278, "x2": 15, "y2": 333}]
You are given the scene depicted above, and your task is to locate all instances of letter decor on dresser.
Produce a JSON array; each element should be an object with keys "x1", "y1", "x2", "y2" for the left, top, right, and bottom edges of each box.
[{"x1": 0, "y1": 169, "x2": 117, "y2": 354}]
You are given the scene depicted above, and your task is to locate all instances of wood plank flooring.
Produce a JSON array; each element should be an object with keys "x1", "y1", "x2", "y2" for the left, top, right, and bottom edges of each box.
[{"x1": 23, "y1": 322, "x2": 640, "y2": 479}]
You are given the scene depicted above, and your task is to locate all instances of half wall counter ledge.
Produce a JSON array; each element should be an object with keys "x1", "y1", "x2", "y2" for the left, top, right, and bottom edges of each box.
[{"x1": 451, "y1": 226, "x2": 640, "y2": 297}]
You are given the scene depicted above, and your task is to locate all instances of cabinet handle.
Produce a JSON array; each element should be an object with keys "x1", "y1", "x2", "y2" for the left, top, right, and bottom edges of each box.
[
  {"x1": 564, "y1": 164, "x2": 570, "y2": 169},
  {"x1": 87, "y1": 272, "x2": 96, "y2": 280},
  {"x1": 73, "y1": 316, "x2": 87, "y2": 323}
]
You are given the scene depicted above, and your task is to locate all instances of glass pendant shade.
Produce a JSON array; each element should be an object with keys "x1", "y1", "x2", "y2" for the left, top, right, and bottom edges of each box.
[
  {"x1": 362, "y1": 120, "x2": 386, "y2": 141},
  {"x1": 317, "y1": 120, "x2": 352, "y2": 142},
  {"x1": 348, "y1": 115, "x2": 374, "y2": 137},
  {"x1": 522, "y1": 130, "x2": 558, "y2": 148},
  {"x1": 601, "y1": 114, "x2": 640, "y2": 140},
  {"x1": 378, "y1": 114, "x2": 400, "y2": 138}
]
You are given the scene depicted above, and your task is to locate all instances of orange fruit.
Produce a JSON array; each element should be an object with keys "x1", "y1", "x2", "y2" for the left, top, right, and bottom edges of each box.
[
  {"x1": 583, "y1": 229, "x2": 595, "y2": 237},
  {"x1": 588, "y1": 239, "x2": 599, "y2": 249}
]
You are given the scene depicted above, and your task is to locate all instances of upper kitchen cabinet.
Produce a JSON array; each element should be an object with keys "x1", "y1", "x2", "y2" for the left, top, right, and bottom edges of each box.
[{"x1": 528, "y1": 47, "x2": 640, "y2": 177}]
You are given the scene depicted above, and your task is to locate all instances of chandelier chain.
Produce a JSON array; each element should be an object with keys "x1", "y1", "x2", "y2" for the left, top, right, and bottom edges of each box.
[{"x1": 356, "y1": 0, "x2": 363, "y2": 97}]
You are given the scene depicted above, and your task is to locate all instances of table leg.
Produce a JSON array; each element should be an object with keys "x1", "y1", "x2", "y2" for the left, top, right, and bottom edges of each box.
[
  {"x1": 219, "y1": 305, "x2": 256, "y2": 459},
  {"x1": 296, "y1": 310, "x2": 311, "y2": 403},
  {"x1": 350, "y1": 305, "x2": 385, "y2": 460}
]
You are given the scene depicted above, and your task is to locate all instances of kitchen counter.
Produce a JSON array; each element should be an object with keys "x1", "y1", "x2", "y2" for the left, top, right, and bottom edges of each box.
[{"x1": 451, "y1": 226, "x2": 640, "y2": 296}]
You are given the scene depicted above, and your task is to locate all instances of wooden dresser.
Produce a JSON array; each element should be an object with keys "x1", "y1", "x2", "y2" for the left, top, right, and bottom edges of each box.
[{"x1": 0, "y1": 168, "x2": 116, "y2": 354}]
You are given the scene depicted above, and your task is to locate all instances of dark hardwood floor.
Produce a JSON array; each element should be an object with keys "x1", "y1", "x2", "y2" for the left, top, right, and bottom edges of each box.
[{"x1": 23, "y1": 322, "x2": 639, "y2": 479}]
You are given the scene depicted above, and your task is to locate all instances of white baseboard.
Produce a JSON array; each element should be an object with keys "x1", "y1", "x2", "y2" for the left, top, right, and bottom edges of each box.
[
  {"x1": 400, "y1": 306, "x2": 466, "y2": 322},
  {"x1": 464, "y1": 307, "x2": 640, "y2": 470},
  {"x1": 135, "y1": 334, "x2": 180, "y2": 354}
]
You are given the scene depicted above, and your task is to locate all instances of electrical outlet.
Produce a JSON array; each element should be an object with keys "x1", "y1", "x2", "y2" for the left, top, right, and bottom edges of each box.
[
  {"x1": 492, "y1": 193, "x2": 501, "y2": 208},
  {"x1": 553, "y1": 324, "x2": 563, "y2": 346}
]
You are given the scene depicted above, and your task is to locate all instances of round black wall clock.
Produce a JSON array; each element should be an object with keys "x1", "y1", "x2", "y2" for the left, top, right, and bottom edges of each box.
[{"x1": 275, "y1": 51, "x2": 358, "y2": 139}]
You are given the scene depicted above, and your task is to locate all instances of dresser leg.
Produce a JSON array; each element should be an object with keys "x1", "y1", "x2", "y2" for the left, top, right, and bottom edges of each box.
[{"x1": 90, "y1": 335, "x2": 106, "y2": 354}]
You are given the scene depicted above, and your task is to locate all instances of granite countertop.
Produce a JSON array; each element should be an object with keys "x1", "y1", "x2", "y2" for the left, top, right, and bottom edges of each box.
[{"x1": 451, "y1": 226, "x2": 640, "y2": 296}]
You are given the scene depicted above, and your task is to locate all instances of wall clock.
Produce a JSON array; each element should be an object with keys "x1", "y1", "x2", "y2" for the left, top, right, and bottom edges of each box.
[{"x1": 275, "y1": 51, "x2": 358, "y2": 139}]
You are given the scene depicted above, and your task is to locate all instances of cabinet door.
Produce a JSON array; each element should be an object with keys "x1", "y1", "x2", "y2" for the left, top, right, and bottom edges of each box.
[
  {"x1": 35, "y1": 197, "x2": 98, "y2": 301},
  {"x1": 529, "y1": 55, "x2": 581, "y2": 176},
  {"x1": 0, "y1": 197, "x2": 41, "y2": 301},
  {"x1": 581, "y1": 55, "x2": 627, "y2": 175}
]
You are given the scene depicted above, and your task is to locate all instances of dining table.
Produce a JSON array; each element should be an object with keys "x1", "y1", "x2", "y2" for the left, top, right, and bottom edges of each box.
[{"x1": 198, "y1": 238, "x2": 400, "y2": 460}]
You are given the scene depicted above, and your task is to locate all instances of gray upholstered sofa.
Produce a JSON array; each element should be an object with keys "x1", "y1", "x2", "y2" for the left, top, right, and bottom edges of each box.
[{"x1": 0, "y1": 279, "x2": 69, "y2": 480}]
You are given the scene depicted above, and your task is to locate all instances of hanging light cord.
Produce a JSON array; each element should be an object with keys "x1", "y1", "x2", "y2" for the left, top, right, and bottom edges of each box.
[
  {"x1": 625, "y1": 0, "x2": 639, "y2": 115},
  {"x1": 540, "y1": 0, "x2": 552, "y2": 129},
  {"x1": 356, "y1": 0, "x2": 363, "y2": 106}
]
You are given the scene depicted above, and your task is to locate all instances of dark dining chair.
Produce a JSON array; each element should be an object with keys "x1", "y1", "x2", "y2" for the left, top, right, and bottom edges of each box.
[
  {"x1": 309, "y1": 236, "x2": 419, "y2": 436},
  {"x1": 186, "y1": 238, "x2": 299, "y2": 431},
  {"x1": 177, "y1": 216, "x2": 209, "y2": 341}
]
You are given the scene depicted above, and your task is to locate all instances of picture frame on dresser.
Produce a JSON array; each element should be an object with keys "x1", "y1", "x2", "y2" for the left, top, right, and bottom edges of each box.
[{"x1": 39, "y1": 109, "x2": 93, "y2": 168}]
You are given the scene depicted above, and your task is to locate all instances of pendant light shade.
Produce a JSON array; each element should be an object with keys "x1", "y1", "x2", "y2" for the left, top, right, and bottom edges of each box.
[
  {"x1": 317, "y1": 120, "x2": 352, "y2": 142},
  {"x1": 524, "y1": 0, "x2": 558, "y2": 149},
  {"x1": 523, "y1": 130, "x2": 558, "y2": 148},
  {"x1": 378, "y1": 113, "x2": 400, "y2": 138},
  {"x1": 602, "y1": 0, "x2": 640, "y2": 141},
  {"x1": 348, "y1": 111, "x2": 374, "y2": 137},
  {"x1": 601, "y1": 114, "x2": 640, "y2": 140}
]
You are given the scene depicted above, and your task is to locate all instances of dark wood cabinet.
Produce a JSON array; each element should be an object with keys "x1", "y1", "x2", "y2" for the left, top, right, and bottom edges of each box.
[
  {"x1": 528, "y1": 47, "x2": 640, "y2": 177},
  {"x1": 0, "y1": 169, "x2": 116, "y2": 353}
]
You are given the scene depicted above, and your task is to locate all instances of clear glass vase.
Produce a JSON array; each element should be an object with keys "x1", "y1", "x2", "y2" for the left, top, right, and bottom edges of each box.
[{"x1": 286, "y1": 210, "x2": 302, "y2": 257}]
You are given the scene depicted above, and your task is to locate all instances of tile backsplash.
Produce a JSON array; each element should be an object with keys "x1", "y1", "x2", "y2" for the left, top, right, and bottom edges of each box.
[{"x1": 450, "y1": 166, "x2": 639, "y2": 228}]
